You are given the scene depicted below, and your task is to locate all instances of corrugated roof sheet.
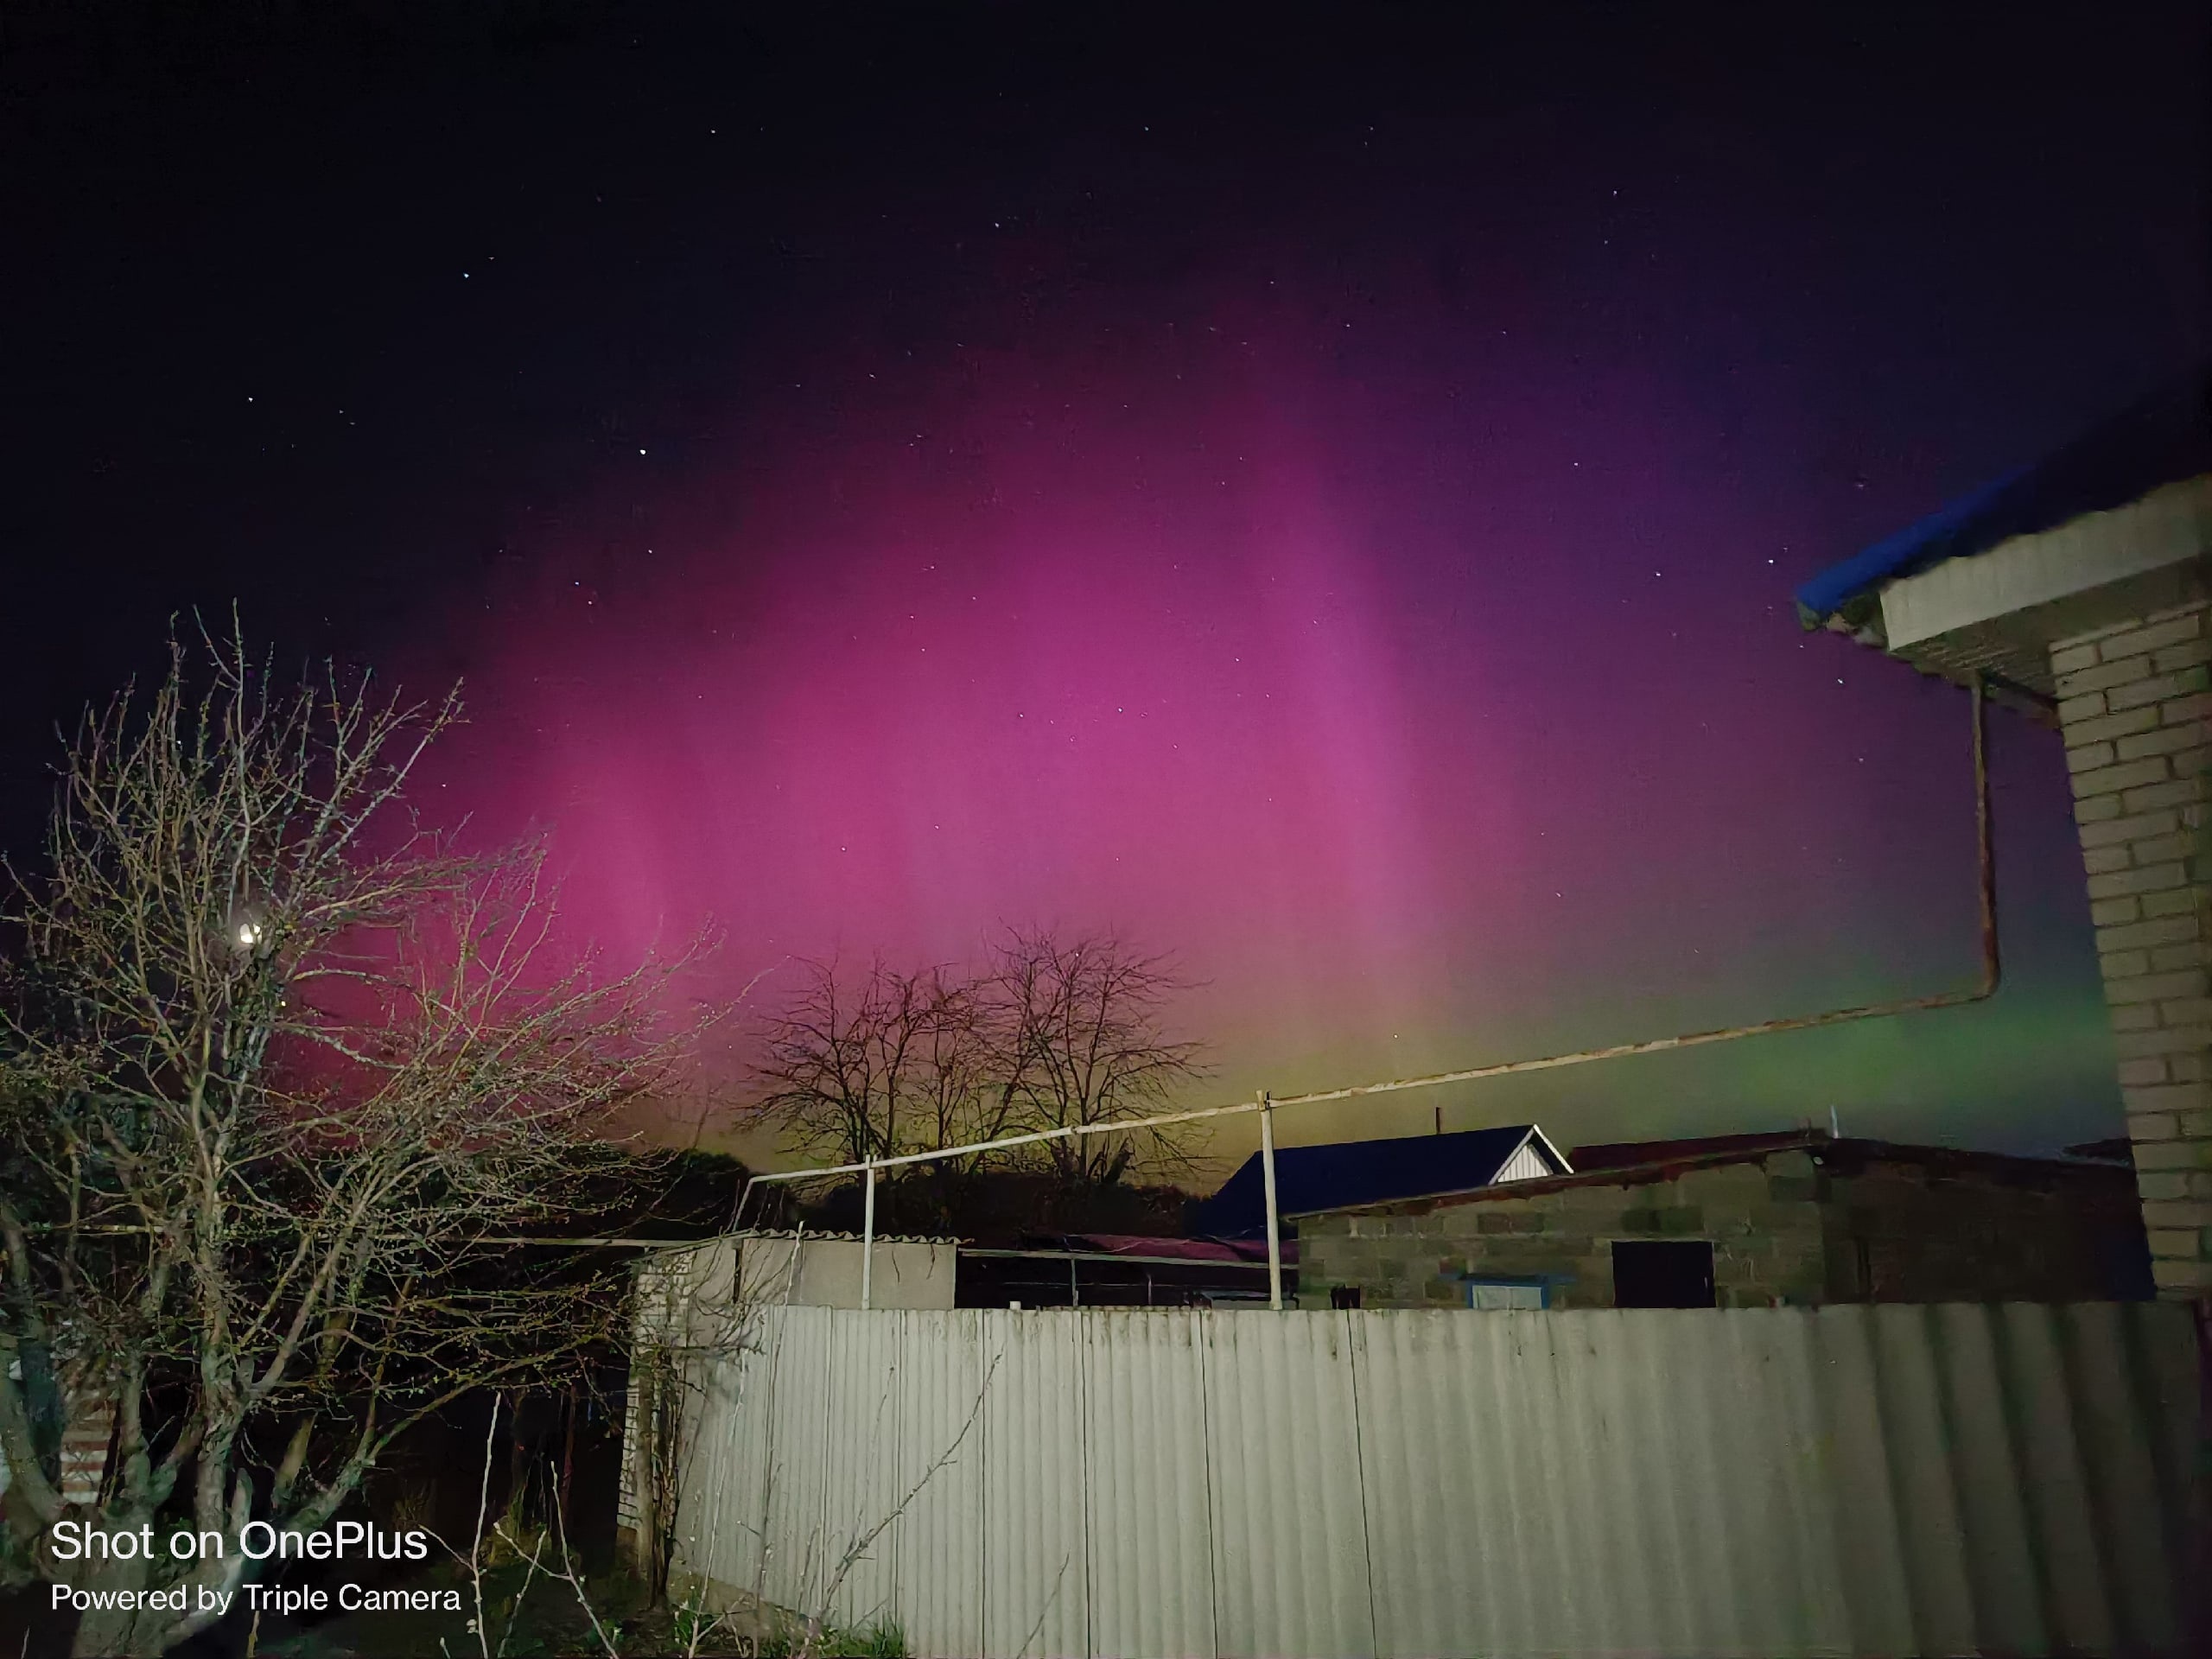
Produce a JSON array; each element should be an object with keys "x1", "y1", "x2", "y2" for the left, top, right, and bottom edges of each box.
[
  {"x1": 1050, "y1": 1232, "x2": 1279, "y2": 1263},
  {"x1": 727, "y1": 1226, "x2": 958, "y2": 1244},
  {"x1": 1191, "y1": 1124, "x2": 1564, "y2": 1237},
  {"x1": 1570, "y1": 1128, "x2": 1833, "y2": 1170},
  {"x1": 1795, "y1": 367, "x2": 2212, "y2": 628}
]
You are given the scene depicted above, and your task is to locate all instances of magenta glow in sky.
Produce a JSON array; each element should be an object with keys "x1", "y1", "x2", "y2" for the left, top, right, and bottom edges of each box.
[
  {"x1": 451, "y1": 342, "x2": 1470, "y2": 1058},
  {"x1": 415, "y1": 293, "x2": 2118, "y2": 1166}
]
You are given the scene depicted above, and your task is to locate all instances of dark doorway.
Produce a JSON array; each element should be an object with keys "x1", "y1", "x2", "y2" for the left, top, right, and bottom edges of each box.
[{"x1": 1611, "y1": 1240, "x2": 1716, "y2": 1308}]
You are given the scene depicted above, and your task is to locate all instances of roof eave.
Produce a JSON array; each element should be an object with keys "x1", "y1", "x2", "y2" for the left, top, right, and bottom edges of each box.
[{"x1": 1802, "y1": 589, "x2": 2064, "y2": 730}]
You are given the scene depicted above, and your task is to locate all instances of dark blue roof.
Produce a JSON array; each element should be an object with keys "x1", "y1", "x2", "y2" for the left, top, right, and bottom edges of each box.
[
  {"x1": 1796, "y1": 370, "x2": 2212, "y2": 626},
  {"x1": 1192, "y1": 1124, "x2": 1557, "y2": 1238}
]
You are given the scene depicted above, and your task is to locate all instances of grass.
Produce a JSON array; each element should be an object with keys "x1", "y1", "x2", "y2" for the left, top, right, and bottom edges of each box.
[
  {"x1": 251, "y1": 1552, "x2": 910, "y2": 1659},
  {"x1": 753, "y1": 1616, "x2": 907, "y2": 1659}
]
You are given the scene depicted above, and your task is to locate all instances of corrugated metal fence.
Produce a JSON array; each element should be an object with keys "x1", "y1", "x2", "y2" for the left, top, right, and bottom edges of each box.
[{"x1": 667, "y1": 1304, "x2": 2202, "y2": 1657}]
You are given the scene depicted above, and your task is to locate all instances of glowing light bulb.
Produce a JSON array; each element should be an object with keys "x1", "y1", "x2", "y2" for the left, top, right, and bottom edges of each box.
[{"x1": 238, "y1": 924, "x2": 258, "y2": 946}]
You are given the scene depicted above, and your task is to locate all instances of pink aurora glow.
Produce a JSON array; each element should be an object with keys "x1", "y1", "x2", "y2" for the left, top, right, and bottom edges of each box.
[
  {"x1": 409, "y1": 305, "x2": 2083, "y2": 1155},
  {"x1": 433, "y1": 365, "x2": 1483, "y2": 1071}
]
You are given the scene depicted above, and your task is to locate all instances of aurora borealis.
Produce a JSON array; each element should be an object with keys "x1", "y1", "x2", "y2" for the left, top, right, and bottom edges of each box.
[
  {"x1": 420, "y1": 274, "x2": 2120, "y2": 1168},
  {"x1": 5, "y1": 6, "x2": 2205, "y2": 1172}
]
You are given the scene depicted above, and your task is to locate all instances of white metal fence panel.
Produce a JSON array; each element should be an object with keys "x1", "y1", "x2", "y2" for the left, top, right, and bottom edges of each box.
[
  {"x1": 759, "y1": 1304, "x2": 836, "y2": 1614},
  {"x1": 891, "y1": 1310, "x2": 989, "y2": 1657},
  {"x1": 2056, "y1": 1301, "x2": 2190, "y2": 1645},
  {"x1": 674, "y1": 1346, "x2": 760, "y2": 1600},
  {"x1": 1203, "y1": 1313, "x2": 1373, "y2": 1659},
  {"x1": 981, "y1": 1311, "x2": 1091, "y2": 1659},
  {"x1": 1352, "y1": 1309, "x2": 1850, "y2": 1659},
  {"x1": 1082, "y1": 1312, "x2": 1217, "y2": 1659},
  {"x1": 819, "y1": 1311, "x2": 906, "y2": 1629},
  {"x1": 663, "y1": 1301, "x2": 2201, "y2": 1658}
]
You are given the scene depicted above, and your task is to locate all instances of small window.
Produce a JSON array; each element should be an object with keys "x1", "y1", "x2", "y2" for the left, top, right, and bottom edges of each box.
[
  {"x1": 1611, "y1": 1240, "x2": 1715, "y2": 1308},
  {"x1": 1329, "y1": 1286, "x2": 1363, "y2": 1311},
  {"x1": 1464, "y1": 1277, "x2": 1548, "y2": 1310}
]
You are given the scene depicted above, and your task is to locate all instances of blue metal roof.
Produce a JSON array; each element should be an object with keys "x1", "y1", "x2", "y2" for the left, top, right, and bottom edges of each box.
[
  {"x1": 1796, "y1": 369, "x2": 2211, "y2": 628},
  {"x1": 1192, "y1": 1123, "x2": 1560, "y2": 1238}
]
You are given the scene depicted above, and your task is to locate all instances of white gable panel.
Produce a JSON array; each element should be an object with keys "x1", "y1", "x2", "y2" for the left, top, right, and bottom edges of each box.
[{"x1": 1496, "y1": 1141, "x2": 1554, "y2": 1184}]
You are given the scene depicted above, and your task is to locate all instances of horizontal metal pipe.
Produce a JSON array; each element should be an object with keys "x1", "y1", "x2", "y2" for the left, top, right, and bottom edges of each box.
[{"x1": 959, "y1": 1248, "x2": 1273, "y2": 1269}]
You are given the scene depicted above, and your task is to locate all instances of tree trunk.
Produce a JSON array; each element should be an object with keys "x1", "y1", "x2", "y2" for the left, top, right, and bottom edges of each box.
[{"x1": 67, "y1": 1521, "x2": 162, "y2": 1659}]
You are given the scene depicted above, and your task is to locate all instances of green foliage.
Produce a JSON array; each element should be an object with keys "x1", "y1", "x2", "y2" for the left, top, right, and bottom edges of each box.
[
  {"x1": 671, "y1": 1594, "x2": 719, "y2": 1651},
  {"x1": 832, "y1": 1618, "x2": 908, "y2": 1659},
  {"x1": 745, "y1": 1611, "x2": 905, "y2": 1659}
]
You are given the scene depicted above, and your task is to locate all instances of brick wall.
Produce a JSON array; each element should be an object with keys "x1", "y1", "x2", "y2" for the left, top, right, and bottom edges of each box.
[{"x1": 2051, "y1": 598, "x2": 2212, "y2": 1298}]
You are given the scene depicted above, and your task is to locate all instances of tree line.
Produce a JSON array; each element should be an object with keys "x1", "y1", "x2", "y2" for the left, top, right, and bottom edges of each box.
[{"x1": 743, "y1": 931, "x2": 1205, "y2": 1194}]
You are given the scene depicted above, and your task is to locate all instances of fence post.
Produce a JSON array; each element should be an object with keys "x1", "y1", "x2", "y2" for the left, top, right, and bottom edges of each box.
[
  {"x1": 861, "y1": 1160, "x2": 875, "y2": 1311},
  {"x1": 1261, "y1": 1092, "x2": 1282, "y2": 1310}
]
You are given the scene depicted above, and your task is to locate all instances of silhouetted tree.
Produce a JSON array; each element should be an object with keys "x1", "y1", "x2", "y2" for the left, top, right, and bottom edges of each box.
[
  {"x1": 0, "y1": 629, "x2": 710, "y2": 1656},
  {"x1": 988, "y1": 927, "x2": 1205, "y2": 1189},
  {"x1": 746, "y1": 930, "x2": 1204, "y2": 1203}
]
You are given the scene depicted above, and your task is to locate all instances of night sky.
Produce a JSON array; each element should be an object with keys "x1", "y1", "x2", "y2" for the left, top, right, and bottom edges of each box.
[{"x1": 3, "y1": 4, "x2": 2205, "y2": 1172}]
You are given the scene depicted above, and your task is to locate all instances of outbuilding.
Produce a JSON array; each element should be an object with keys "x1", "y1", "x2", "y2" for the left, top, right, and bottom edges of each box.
[{"x1": 1297, "y1": 1129, "x2": 2151, "y2": 1310}]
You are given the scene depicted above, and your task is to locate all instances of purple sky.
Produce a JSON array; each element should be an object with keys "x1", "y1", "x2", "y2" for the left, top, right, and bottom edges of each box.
[
  {"x1": 416, "y1": 239, "x2": 2186, "y2": 1166},
  {"x1": 6, "y1": 8, "x2": 2204, "y2": 1171}
]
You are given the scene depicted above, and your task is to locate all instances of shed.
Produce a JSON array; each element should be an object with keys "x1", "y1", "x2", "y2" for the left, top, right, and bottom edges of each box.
[{"x1": 1299, "y1": 1130, "x2": 2152, "y2": 1311}]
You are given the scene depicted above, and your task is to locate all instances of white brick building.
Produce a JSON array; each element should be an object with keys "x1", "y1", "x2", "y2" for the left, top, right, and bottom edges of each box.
[{"x1": 1797, "y1": 372, "x2": 2209, "y2": 1295}]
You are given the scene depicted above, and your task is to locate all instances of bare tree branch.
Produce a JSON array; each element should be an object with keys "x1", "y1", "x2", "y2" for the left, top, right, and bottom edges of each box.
[
  {"x1": 742, "y1": 930, "x2": 1206, "y2": 1207},
  {"x1": 0, "y1": 626, "x2": 718, "y2": 1656}
]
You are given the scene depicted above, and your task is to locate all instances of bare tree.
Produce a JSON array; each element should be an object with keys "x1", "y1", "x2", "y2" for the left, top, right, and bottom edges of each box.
[
  {"x1": 748, "y1": 959, "x2": 1013, "y2": 1173},
  {"x1": 988, "y1": 928, "x2": 1204, "y2": 1190},
  {"x1": 911, "y1": 973, "x2": 1015, "y2": 1169},
  {"x1": 0, "y1": 630, "x2": 709, "y2": 1656},
  {"x1": 746, "y1": 931, "x2": 1205, "y2": 1198}
]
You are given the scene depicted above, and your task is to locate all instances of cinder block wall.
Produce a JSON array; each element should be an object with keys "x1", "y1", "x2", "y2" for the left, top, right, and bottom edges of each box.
[
  {"x1": 1299, "y1": 1152, "x2": 1829, "y2": 1309},
  {"x1": 2051, "y1": 598, "x2": 2212, "y2": 1298},
  {"x1": 1831, "y1": 1159, "x2": 2146, "y2": 1301},
  {"x1": 1299, "y1": 1147, "x2": 2147, "y2": 1308}
]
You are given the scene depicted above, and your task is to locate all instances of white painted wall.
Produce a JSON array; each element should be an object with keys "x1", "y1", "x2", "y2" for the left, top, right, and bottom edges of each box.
[{"x1": 729, "y1": 1234, "x2": 957, "y2": 1311}]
